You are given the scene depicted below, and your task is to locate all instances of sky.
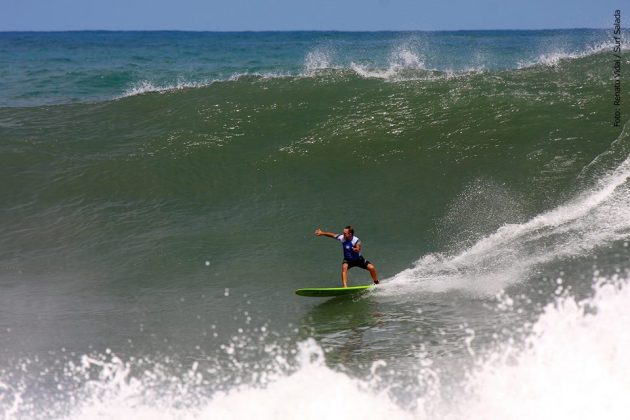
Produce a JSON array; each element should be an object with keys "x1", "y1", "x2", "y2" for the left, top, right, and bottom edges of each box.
[{"x1": 0, "y1": 0, "x2": 622, "y2": 31}]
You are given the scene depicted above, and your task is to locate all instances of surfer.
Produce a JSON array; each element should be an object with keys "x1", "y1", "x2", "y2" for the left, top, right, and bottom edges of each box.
[{"x1": 315, "y1": 226, "x2": 380, "y2": 287}]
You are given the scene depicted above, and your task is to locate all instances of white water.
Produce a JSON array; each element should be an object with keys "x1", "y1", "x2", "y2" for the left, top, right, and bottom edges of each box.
[
  {"x1": 449, "y1": 276, "x2": 630, "y2": 420},
  {"x1": 2, "y1": 273, "x2": 629, "y2": 419}
]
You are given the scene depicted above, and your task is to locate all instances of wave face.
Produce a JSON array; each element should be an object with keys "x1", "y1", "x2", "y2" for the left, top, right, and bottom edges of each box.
[{"x1": 1, "y1": 30, "x2": 630, "y2": 419}]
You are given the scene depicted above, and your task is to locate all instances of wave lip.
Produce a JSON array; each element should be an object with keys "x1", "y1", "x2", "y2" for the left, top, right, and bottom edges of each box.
[
  {"x1": 516, "y1": 39, "x2": 629, "y2": 69},
  {"x1": 116, "y1": 79, "x2": 214, "y2": 99}
]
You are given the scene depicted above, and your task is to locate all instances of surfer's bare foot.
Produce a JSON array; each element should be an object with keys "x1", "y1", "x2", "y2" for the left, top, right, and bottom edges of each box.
[{"x1": 373, "y1": 279, "x2": 379, "y2": 285}]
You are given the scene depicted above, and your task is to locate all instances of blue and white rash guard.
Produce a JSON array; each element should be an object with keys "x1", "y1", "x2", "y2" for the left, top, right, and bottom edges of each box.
[{"x1": 336, "y1": 234, "x2": 361, "y2": 261}]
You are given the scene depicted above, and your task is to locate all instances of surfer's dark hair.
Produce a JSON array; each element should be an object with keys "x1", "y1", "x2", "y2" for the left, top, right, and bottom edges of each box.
[{"x1": 344, "y1": 225, "x2": 354, "y2": 235}]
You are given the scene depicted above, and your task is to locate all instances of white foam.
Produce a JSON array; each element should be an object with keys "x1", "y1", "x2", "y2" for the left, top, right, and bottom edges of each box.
[
  {"x1": 203, "y1": 340, "x2": 412, "y2": 420},
  {"x1": 451, "y1": 276, "x2": 630, "y2": 420},
  {"x1": 3, "y1": 275, "x2": 630, "y2": 419},
  {"x1": 383, "y1": 154, "x2": 630, "y2": 296},
  {"x1": 10, "y1": 340, "x2": 411, "y2": 420},
  {"x1": 201, "y1": 277, "x2": 630, "y2": 420}
]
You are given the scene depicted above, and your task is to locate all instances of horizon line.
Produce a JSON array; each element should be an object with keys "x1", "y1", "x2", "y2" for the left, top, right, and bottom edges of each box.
[{"x1": 0, "y1": 27, "x2": 611, "y2": 34}]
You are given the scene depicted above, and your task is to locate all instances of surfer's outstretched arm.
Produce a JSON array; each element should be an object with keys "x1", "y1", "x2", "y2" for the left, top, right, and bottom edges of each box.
[{"x1": 314, "y1": 228, "x2": 337, "y2": 239}]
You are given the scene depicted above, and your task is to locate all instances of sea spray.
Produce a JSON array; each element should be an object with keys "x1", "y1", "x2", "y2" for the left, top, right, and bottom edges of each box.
[{"x1": 385, "y1": 154, "x2": 630, "y2": 296}]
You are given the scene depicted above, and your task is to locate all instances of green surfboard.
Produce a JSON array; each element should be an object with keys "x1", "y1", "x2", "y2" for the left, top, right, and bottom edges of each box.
[{"x1": 295, "y1": 285, "x2": 374, "y2": 297}]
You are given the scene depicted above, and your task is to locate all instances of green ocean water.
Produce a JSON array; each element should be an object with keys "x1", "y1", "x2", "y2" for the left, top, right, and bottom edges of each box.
[{"x1": 1, "y1": 30, "x2": 630, "y2": 419}]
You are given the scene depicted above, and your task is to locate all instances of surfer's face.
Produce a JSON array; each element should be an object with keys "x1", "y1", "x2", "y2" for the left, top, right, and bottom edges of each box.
[{"x1": 343, "y1": 229, "x2": 353, "y2": 240}]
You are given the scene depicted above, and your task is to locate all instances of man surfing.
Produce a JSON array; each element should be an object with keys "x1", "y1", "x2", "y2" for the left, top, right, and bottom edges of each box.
[{"x1": 315, "y1": 225, "x2": 380, "y2": 287}]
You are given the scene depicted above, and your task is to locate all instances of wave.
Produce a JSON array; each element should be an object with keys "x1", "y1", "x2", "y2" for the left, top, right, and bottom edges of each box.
[
  {"x1": 2, "y1": 30, "x2": 619, "y2": 107},
  {"x1": 114, "y1": 45, "x2": 617, "y2": 101}
]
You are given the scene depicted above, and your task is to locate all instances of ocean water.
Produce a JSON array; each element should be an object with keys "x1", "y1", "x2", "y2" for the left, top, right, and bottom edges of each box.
[{"x1": 1, "y1": 29, "x2": 630, "y2": 419}]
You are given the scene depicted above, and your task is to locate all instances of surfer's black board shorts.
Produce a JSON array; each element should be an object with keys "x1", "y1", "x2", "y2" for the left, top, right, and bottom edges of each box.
[{"x1": 343, "y1": 257, "x2": 371, "y2": 270}]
